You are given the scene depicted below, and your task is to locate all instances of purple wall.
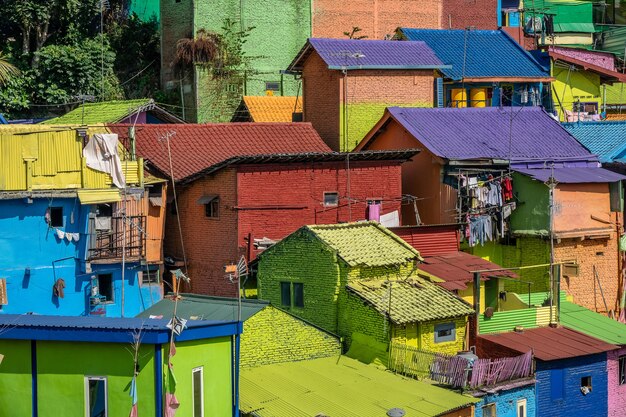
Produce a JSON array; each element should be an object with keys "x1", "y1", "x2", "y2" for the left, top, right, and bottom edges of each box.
[
  {"x1": 120, "y1": 111, "x2": 147, "y2": 124},
  {"x1": 608, "y1": 347, "x2": 626, "y2": 417},
  {"x1": 550, "y1": 46, "x2": 616, "y2": 71}
]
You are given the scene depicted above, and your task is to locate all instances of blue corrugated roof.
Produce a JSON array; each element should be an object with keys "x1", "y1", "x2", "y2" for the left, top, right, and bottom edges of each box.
[
  {"x1": 397, "y1": 28, "x2": 550, "y2": 80},
  {"x1": 288, "y1": 38, "x2": 444, "y2": 71},
  {"x1": 512, "y1": 166, "x2": 626, "y2": 183},
  {"x1": 562, "y1": 121, "x2": 626, "y2": 163},
  {"x1": 359, "y1": 106, "x2": 594, "y2": 162}
]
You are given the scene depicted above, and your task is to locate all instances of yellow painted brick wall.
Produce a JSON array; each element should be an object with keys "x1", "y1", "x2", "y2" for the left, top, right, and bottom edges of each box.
[
  {"x1": 419, "y1": 317, "x2": 467, "y2": 355},
  {"x1": 240, "y1": 306, "x2": 341, "y2": 368}
]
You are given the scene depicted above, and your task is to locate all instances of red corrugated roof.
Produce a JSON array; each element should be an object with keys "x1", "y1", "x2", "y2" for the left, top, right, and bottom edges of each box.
[
  {"x1": 479, "y1": 326, "x2": 617, "y2": 361},
  {"x1": 418, "y1": 251, "x2": 517, "y2": 290},
  {"x1": 107, "y1": 123, "x2": 331, "y2": 182},
  {"x1": 390, "y1": 224, "x2": 459, "y2": 257}
]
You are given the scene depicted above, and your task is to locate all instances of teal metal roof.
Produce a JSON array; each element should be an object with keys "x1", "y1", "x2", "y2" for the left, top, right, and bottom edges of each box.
[
  {"x1": 562, "y1": 121, "x2": 626, "y2": 163},
  {"x1": 240, "y1": 356, "x2": 478, "y2": 417}
]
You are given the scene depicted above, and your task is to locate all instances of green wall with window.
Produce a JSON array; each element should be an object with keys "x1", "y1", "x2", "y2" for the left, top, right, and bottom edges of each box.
[{"x1": 0, "y1": 339, "x2": 32, "y2": 416}]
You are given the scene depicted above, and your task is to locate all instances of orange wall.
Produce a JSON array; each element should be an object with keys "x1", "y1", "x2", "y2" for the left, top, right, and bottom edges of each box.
[{"x1": 553, "y1": 183, "x2": 612, "y2": 233}]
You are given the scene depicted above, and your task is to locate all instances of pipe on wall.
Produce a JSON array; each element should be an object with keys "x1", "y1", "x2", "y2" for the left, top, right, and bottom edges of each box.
[{"x1": 154, "y1": 343, "x2": 163, "y2": 417}]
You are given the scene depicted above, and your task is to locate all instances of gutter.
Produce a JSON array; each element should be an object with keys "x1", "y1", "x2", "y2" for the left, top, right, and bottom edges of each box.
[
  {"x1": 154, "y1": 344, "x2": 163, "y2": 417},
  {"x1": 327, "y1": 64, "x2": 452, "y2": 70}
]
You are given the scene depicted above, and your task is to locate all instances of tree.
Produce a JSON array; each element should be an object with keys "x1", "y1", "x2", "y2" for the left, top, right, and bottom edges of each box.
[
  {"x1": 173, "y1": 29, "x2": 222, "y2": 76},
  {"x1": 344, "y1": 27, "x2": 368, "y2": 40},
  {"x1": 0, "y1": 52, "x2": 19, "y2": 85}
]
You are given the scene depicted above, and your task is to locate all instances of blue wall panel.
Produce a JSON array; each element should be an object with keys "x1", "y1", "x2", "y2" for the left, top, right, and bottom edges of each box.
[{"x1": 474, "y1": 384, "x2": 536, "y2": 417}]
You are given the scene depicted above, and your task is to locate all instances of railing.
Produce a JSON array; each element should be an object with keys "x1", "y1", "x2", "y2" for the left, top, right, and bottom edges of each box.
[
  {"x1": 88, "y1": 215, "x2": 146, "y2": 261},
  {"x1": 389, "y1": 342, "x2": 533, "y2": 389}
]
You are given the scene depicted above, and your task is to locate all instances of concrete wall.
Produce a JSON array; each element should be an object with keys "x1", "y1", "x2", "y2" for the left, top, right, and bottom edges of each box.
[
  {"x1": 536, "y1": 354, "x2": 609, "y2": 417},
  {"x1": 553, "y1": 183, "x2": 612, "y2": 234},
  {"x1": 608, "y1": 347, "x2": 626, "y2": 417},
  {"x1": 474, "y1": 384, "x2": 536, "y2": 417}
]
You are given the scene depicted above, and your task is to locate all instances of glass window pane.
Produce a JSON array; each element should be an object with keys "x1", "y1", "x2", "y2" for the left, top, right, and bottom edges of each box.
[
  {"x1": 193, "y1": 368, "x2": 203, "y2": 417},
  {"x1": 280, "y1": 282, "x2": 291, "y2": 307},
  {"x1": 293, "y1": 283, "x2": 304, "y2": 308},
  {"x1": 88, "y1": 378, "x2": 106, "y2": 417}
]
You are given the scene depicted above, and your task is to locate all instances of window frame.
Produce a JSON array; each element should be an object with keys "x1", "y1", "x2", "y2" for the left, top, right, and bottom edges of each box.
[
  {"x1": 293, "y1": 282, "x2": 304, "y2": 308},
  {"x1": 434, "y1": 322, "x2": 456, "y2": 343},
  {"x1": 204, "y1": 198, "x2": 219, "y2": 219},
  {"x1": 323, "y1": 191, "x2": 339, "y2": 207},
  {"x1": 516, "y1": 398, "x2": 527, "y2": 417},
  {"x1": 481, "y1": 402, "x2": 496, "y2": 417},
  {"x1": 619, "y1": 355, "x2": 626, "y2": 385},
  {"x1": 97, "y1": 273, "x2": 114, "y2": 304},
  {"x1": 84, "y1": 376, "x2": 108, "y2": 417},
  {"x1": 140, "y1": 267, "x2": 160, "y2": 285},
  {"x1": 192, "y1": 366, "x2": 204, "y2": 417},
  {"x1": 49, "y1": 207, "x2": 64, "y2": 228},
  {"x1": 581, "y1": 375, "x2": 592, "y2": 391},
  {"x1": 280, "y1": 282, "x2": 291, "y2": 307},
  {"x1": 265, "y1": 81, "x2": 280, "y2": 92}
]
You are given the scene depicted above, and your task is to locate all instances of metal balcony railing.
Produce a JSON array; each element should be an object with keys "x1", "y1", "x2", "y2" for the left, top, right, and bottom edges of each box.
[{"x1": 88, "y1": 215, "x2": 146, "y2": 261}]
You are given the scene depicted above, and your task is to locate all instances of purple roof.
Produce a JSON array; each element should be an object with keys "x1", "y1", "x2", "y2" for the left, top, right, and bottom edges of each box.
[
  {"x1": 288, "y1": 38, "x2": 444, "y2": 71},
  {"x1": 377, "y1": 107, "x2": 595, "y2": 161},
  {"x1": 512, "y1": 166, "x2": 626, "y2": 183}
]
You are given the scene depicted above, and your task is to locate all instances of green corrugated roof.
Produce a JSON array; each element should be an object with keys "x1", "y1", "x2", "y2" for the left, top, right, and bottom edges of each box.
[
  {"x1": 240, "y1": 356, "x2": 478, "y2": 417},
  {"x1": 42, "y1": 99, "x2": 153, "y2": 124},
  {"x1": 560, "y1": 300, "x2": 626, "y2": 345},
  {"x1": 606, "y1": 83, "x2": 626, "y2": 105},
  {"x1": 306, "y1": 221, "x2": 422, "y2": 267},
  {"x1": 136, "y1": 294, "x2": 268, "y2": 322},
  {"x1": 347, "y1": 276, "x2": 474, "y2": 324}
]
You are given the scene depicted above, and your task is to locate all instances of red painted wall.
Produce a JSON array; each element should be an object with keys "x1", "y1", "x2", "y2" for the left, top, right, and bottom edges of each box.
[{"x1": 441, "y1": 0, "x2": 498, "y2": 30}]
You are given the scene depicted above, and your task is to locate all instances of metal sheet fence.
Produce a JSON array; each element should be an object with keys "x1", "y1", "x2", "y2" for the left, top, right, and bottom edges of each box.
[{"x1": 389, "y1": 342, "x2": 533, "y2": 389}]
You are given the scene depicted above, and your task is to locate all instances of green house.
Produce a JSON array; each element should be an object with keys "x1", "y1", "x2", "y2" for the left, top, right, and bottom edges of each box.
[{"x1": 257, "y1": 222, "x2": 474, "y2": 355}]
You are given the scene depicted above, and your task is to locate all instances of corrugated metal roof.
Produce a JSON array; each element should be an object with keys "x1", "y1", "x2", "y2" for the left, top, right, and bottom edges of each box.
[
  {"x1": 478, "y1": 326, "x2": 617, "y2": 361},
  {"x1": 605, "y1": 83, "x2": 626, "y2": 105},
  {"x1": 562, "y1": 121, "x2": 626, "y2": 163},
  {"x1": 240, "y1": 356, "x2": 478, "y2": 417},
  {"x1": 241, "y1": 96, "x2": 303, "y2": 122},
  {"x1": 288, "y1": 38, "x2": 444, "y2": 71},
  {"x1": 0, "y1": 314, "x2": 170, "y2": 330},
  {"x1": 305, "y1": 221, "x2": 422, "y2": 267},
  {"x1": 77, "y1": 189, "x2": 121, "y2": 204},
  {"x1": 512, "y1": 166, "x2": 626, "y2": 183},
  {"x1": 560, "y1": 301, "x2": 626, "y2": 346},
  {"x1": 347, "y1": 275, "x2": 474, "y2": 324},
  {"x1": 390, "y1": 224, "x2": 460, "y2": 257},
  {"x1": 397, "y1": 28, "x2": 549, "y2": 81},
  {"x1": 418, "y1": 251, "x2": 517, "y2": 290},
  {"x1": 358, "y1": 106, "x2": 594, "y2": 162},
  {"x1": 137, "y1": 294, "x2": 268, "y2": 322}
]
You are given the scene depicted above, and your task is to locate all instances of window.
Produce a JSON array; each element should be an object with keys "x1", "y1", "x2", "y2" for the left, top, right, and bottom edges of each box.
[
  {"x1": 434, "y1": 322, "x2": 456, "y2": 343},
  {"x1": 293, "y1": 283, "x2": 304, "y2": 308},
  {"x1": 573, "y1": 101, "x2": 598, "y2": 114},
  {"x1": 323, "y1": 192, "x2": 339, "y2": 207},
  {"x1": 265, "y1": 81, "x2": 280, "y2": 92},
  {"x1": 97, "y1": 274, "x2": 114, "y2": 303},
  {"x1": 482, "y1": 403, "x2": 496, "y2": 417},
  {"x1": 581, "y1": 376, "x2": 592, "y2": 394},
  {"x1": 140, "y1": 267, "x2": 160, "y2": 285},
  {"x1": 85, "y1": 376, "x2": 107, "y2": 417},
  {"x1": 516, "y1": 399, "x2": 527, "y2": 417},
  {"x1": 280, "y1": 282, "x2": 291, "y2": 307},
  {"x1": 192, "y1": 367, "x2": 203, "y2": 417},
  {"x1": 49, "y1": 207, "x2": 64, "y2": 227},
  {"x1": 95, "y1": 204, "x2": 112, "y2": 231},
  {"x1": 620, "y1": 356, "x2": 626, "y2": 385},
  {"x1": 198, "y1": 195, "x2": 219, "y2": 218}
]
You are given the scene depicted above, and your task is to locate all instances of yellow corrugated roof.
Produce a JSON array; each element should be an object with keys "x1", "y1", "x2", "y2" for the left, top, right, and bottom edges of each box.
[{"x1": 242, "y1": 96, "x2": 302, "y2": 122}]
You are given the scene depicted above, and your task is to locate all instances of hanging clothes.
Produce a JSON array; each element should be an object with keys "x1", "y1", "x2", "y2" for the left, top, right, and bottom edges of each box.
[
  {"x1": 367, "y1": 202, "x2": 381, "y2": 222},
  {"x1": 502, "y1": 177, "x2": 513, "y2": 201},
  {"x1": 52, "y1": 278, "x2": 65, "y2": 298},
  {"x1": 83, "y1": 133, "x2": 126, "y2": 188}
]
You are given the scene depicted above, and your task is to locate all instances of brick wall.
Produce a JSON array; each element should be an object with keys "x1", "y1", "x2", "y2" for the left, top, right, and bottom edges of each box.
[
  {"x1": 240, "y1": 305, "x2": 341, "y2": 368},
  {"x1": 164, "y1": 168, "x2": 239, "y2": 296},
  {"x1": 555, "y1": 235, "x2": 619, "y2": 314},
  {"x1": 474, "y1": 384, "x2": 536, "y2": 417},
  {"x1": 608, "y1": 347, "x2": 626, "y2": 417},
  {"x1": 441, "y1": 0, "x2": 498, "y2": 30},
  {"x1": 419, "y1": 317, "x2": 467, "y2": 354},
  {"x1": 312, "y1": 0, "x2": 441, "y2": 39},
  {"x1": 338, "y1": 290, "x2": 390, "y2": 349}
]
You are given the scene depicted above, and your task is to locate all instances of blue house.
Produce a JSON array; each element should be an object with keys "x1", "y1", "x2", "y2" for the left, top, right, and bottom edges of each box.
[
  {"x1": 478, "y1": 326, "x2": 617, "y2": 417},
  {"x1": 473, "y1": 382, "x2": 536, "y2": 417},
  {"x1": 394, "y1": 28, "x2": 553, "y2": 108},
  {"x1": 0, "y1": 126, "x2": 166, "y2": 317}
]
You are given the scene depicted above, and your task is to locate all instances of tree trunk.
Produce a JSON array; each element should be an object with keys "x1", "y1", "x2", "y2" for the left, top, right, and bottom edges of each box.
[
  {"x1": 21, "y1": 24, "x2": 30, "y2": 57},
  {"x1": 31, "y1": 20, "x2": 50, "y2": 69}
]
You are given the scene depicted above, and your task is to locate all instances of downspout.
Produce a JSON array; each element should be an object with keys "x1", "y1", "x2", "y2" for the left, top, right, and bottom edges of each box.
[
  {"x1": 154, "y1": 344, "x2": 163, "y2": 417},
  {"x1": 31, "y1": 340, "x2": 38, "y2": 417},
  {"x1": 232, "y1": 330, "x2": 241, "y2": 417}
]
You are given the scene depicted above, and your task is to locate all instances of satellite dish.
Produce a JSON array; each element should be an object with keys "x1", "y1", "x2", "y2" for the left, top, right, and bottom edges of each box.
[{"x1": 387, "y1": 408, "x2": 406, "y2": 417}]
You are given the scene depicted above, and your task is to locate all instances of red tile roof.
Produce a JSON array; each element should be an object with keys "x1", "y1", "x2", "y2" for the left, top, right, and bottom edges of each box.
[
  {"x1": 418, "y1": 251, "x2": 517, "y2": 291},
  {"x1": 478, "y1": 326, "x2": 617, "y2": 361},
  {"x1": 107, "y1": 123, "x2": 331, "y2": 182}
]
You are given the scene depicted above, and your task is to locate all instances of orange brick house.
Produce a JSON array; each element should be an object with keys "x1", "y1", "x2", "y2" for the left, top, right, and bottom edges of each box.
[
  {"x1": 287, "y1": 38, "x2": 445, "y2": 152},
  {"x1": 117, "y1": 123, "x2": 416, "y2": 297}
]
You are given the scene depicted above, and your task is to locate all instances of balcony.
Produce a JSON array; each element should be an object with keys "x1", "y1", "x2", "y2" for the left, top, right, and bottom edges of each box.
[{"x1": 88, "y1": 215, "x2": 146, "y2": 262}]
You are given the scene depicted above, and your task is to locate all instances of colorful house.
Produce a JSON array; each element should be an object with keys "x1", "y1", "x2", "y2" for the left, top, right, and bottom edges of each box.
[
  {"x1": 159, "y1": 0, "x2": 444, "y2": 123},
  {"x1": 286, "y1": 38, "x2": 444, "y2": 151},
  {"x1": 0, "y1": 125, "x2": 166, "y2": 317},
  {"x1": 478, "y1": 326, "x2": 617, "y2": 417},
  {"x1": 231, "y1": 96, "x2": 303, "y2": 123},
  {"x1": 395, "y1": 28, "x2": 552, "y2": 109},
  {"x1": 559, "y1": 300, "x2": 626, "y2": 417},
  {"x1": 472, "y1": 381, "x2": 536, "y2": 417},
  {"x1": 42, "y1": 99, "x2": 184, "y2": 125},
  {"x1": 0, "y1": 314, "x2": 242, "y2": 417},
  {"x1": 138, "y1": 293, "x2": 479, "y2": 416},
  {"x1": 257, "y1": 221, "x2": 474, "y2": 355},
  {"x1": 113, "y1": 123, "x2": 416, "y2": 297},
  {"x1": 356, "y1": 106, "x2": 625, "y2": 315}
]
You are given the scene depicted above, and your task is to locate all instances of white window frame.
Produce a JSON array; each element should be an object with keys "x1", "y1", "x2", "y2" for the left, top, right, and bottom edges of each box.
[
  {"x1": 84, "y1": 376, "x2": 108, "y2": 417},
  {"x1": 517, "y1": 398, "x2": 527, "y2": 417},
  {"x1": 192, "y1": 366, "x2": 204, "y2": 417}
]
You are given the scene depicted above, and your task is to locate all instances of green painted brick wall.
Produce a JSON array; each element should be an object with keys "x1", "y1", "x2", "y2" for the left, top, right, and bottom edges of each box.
[
  {"x1": 0, "y1": 339, "x2": 31, "y2": 417},
  {"x1": 338, "y1": 290, "x2": 390, "y2": 348},
  {"x1": 419, "y1": 317, "x2": 467, "y2": 355},
  {"x1": 510, "y1": 173, "x2": 550, "y2": 235},
  {"x1": 241, "y1": 306, "x2": 341, "y2": 368}
]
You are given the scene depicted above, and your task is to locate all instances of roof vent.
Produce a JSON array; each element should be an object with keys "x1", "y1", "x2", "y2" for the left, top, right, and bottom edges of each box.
[{"x1": 387, "y1": 408, "x2": 406, "y2": 417}]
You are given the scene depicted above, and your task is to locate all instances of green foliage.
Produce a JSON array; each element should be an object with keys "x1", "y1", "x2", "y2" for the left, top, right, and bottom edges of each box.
[{"x1": 0, "y1": 73, "x2": 31, "y2": 117}]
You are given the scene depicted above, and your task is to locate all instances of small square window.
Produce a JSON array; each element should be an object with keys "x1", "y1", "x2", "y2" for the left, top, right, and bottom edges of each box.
[
  {"x1": 140, "y1": 268, "x2": 160, "y2": 285},
  {"x1": 293, "y1": 283, "x2": 304, "y2": 308},
  {"x1": 265, "y1": 81, "x2": 280, "y2": 92},
  {"x1": 482, "y1": 403, "x2": 496, "y2": 417},
  {"x1": 581, "y1": 376, "x2": 592, "y2": 392},
  {"x1": 280, "y1": 282, "x2": 291, "y2": 307},
  {"x1": 49, "y1": 207, "x2": 64, "y2": 227},
  {"x1": 619, "y1": 356, "x2": 626, "y2": 385},
  {"x1": 205, "y1": 198, "x2": 219, "y2": 218},
  {"x1": 434, "y1": 322, "x2": 456, "y2": 343},
  {"x1": 323, "y1": 192, "x2": 339, "y2": 207},
  {"x1": 97, "y1": 274, "x2": 114, "y2": 303}
]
